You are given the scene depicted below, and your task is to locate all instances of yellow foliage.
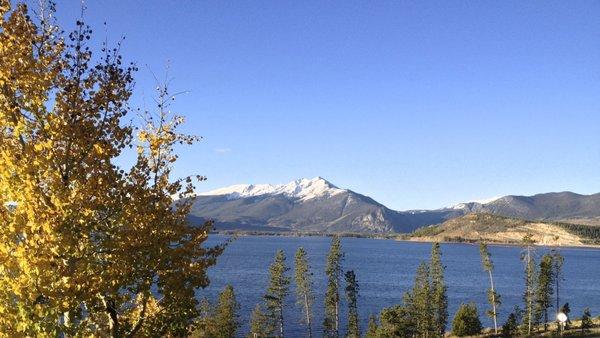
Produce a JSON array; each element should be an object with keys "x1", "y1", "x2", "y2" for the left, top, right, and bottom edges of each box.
[{"x1": 0, "y1": 1, "x2": 221, "y2": 336}]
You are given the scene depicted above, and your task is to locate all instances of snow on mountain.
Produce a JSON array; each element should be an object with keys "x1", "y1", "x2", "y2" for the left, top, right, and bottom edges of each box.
[
  {"x1": 449, "y1": 196, "x2": 501, "y2": 210},
  {"x1": 198, "y1": 177, "x2": 345, "y2": 201}
]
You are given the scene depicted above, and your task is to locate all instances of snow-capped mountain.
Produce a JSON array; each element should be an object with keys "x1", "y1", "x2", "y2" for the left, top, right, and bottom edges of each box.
[
  {"x1": 188, "y1": 178, "x2": 600, "y2": 234},
  {"x1": 190, "y1": 177, "x2": 462, "y2": 233},
  {"x1": 198, "y1": 177, "x2": 344, "y2": 201}
]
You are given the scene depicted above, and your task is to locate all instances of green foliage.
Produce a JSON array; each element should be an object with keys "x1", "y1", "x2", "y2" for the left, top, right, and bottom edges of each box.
[
  {"x1": 324, "y1": 236, "x2": 344, "y2": 337},
  {"x1": 555, "y1": 222, "x2": 600, "y2": 244},
  {"x1": 410, "y1": 225, "x2": 444, "y2": 238},
  {"x1": 191, "y1": 298, "x2": 215, "y2": 337},
  {"x1": 451, "y1": 302, "x2": 482, "y2": 337},
  {"x1": 406, "y1": 262, "x2": 435, "y2": 336},
  {"x1": 521, "y1": 234, "x2": 537, "y2": 335},
  {"x1": 551, "y1": 250, "x2": 564, "y2": 316},
  {"x1": 191, "y1": 285, "x2": 240, "y2": 338},
  {"x1": 248, "y1": 304, "x2": 271, "y2": 337},
  {"x1": 265, "y1": 249, "x2": 290, "y2": 337},
  {"x1": 378, "y1": 305, "x2": 415, "y2": 337},
  {"x1": 479, "y1": 242, "x2": 501, "y2": 334},
  {"x1": 535, "y1": 254, "x2": 554, "y2": 330},
  {"x1": 214, "y1": 285, "x2": 241, "y2": 338},
  {"x1": 344, "y1": 270, "x2": 360, "y2": 338},
  {"x1": 365, "y1": 314, "x2": 379, "y2": 338},
  {"x1": 430, "y1": 243, "x2": 448, "y2": 336},
  {"x1": 501, "y1": 312, "x2": 519, "y2": 338},
  {"x1": 581, "y1": 307, "x2": 592, "y2": 333},
  {"x1": 294, "y1": 247, "x2": 314, "y2": 337},
  {"x1": 479, "y1": 243, "x2": 494, "y2": 272}
]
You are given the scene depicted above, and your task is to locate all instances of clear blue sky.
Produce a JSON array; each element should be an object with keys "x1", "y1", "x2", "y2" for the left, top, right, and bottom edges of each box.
[{"x1": 53, "y1": 1, "x2": 599, "y2": 210}]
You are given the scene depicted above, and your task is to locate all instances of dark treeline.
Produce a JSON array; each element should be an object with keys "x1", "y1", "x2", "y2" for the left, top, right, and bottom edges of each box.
[{"x1": 191, "y1": 235, "x2": 596, "y2": 337}]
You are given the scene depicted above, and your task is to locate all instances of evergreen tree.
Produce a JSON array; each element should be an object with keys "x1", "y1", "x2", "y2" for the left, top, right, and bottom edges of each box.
[
  {"x1": 479, "y1": 243, "x2": 501, "y2": 334},
  {"x1": 502, "y1": 306, "x2": 524, "y2": 338},
  {"x1": 192, "y1": 286, "x2": 240, "y2": 338},
  {"x1": 430, "y1": 243, "x2": 448, "y2": 337},
  {"x1": 265, "y1": 250, "x2": 290, "y2": 337},
  {"x1": 501, "y1": 312, "x2": 519, "y2": 338},
  {"x1": 294, "y1": 247, "x2": 314, "y2": 338},
  {"x1": 551, "y1": 249, "x2": 564, "y2": 329},
  {"x1": 580, "y1": 307, "x2": 592, "y2": 333},
  {"x1": 214, "y1": 285, "x2": 241, "y2": 338},
  {"x1": 248, "y1": 304, "x2": 271, "y2": 338},
  {"x1": 378, "y1": 305, "x2": 416, "y2": 337},
  {"x1": 345, "y1": 270, "x2": 360, "y2": 338},
  {"x1": 191, "y1": 298, "x2": 216, "y2": 337},
  {"x1": 521, "y1": 234, "x2": 537, "y2": 335},
  {"x1": 451, "y1": 303, "x2": 482, "y2": 337},
  {"x1": 324, "y1": 236, "x2": 344, "y2": 337},
  {"x1": 365, "y1": 314, "x2": 379, "y2": 338},
  {"x1": 406, "y1": 261, "x2": 434, "y2": 337},
  {"x1": 535, "y1": 254, "x2": 554, "y2": 331}
]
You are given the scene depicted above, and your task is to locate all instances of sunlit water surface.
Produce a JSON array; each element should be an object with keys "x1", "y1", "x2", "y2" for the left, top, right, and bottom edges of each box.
[{"x1": 200, "y1": 235, "x2": 600, "y2": 336}]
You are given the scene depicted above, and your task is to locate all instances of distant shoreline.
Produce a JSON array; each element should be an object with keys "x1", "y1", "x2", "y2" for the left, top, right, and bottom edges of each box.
[{"x1": 211, "y1": 230, "x2": 600, "y2": 250}]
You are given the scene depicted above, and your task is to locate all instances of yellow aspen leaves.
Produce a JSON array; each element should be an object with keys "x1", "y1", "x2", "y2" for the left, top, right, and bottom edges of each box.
[{"x1": 0, "y1": 2, "x2": 222, "y2": 336}]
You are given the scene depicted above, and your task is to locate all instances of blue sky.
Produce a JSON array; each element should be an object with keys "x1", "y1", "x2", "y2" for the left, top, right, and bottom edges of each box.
[{"x1": 53, "y1": 1, "x2": 599, "y2": 210}]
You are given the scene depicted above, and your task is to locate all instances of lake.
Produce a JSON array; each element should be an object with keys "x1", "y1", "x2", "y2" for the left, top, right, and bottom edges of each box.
[{"x1": 200, "y1": 235, "x2": 600, "y2": 336}]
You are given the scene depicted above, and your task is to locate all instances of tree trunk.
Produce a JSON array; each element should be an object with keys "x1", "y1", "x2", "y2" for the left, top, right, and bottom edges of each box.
[
  {"x1": 279, "y1": 307, "x2": 284, "y2": 338},
  {"x1": 304, "y1": 293, "x2": 312, "y2": 338},
  {"x1": 527, "y1": 247, "x2": 532, "y2": 335},
  {"x1": 335, "y1": 300, "x2": 339, "y2": 338},
  {"x1": 488, "y1": 270, "x2": 498, "y2": 334},
  {"x1": 101, "y1": 295, "x2": 120, "y2": 338}
]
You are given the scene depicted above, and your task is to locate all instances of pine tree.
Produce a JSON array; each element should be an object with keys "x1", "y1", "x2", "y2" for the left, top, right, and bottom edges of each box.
[
  {"x1": 214, "y1": 285, "x2": 241, "y2": 338},
  {"x1": 324, "y1": 236, "x2": 344, "y2": 337},
  {"x1": 191, "y1": 298, "x2": 216, "y2": 337},
  {"x1": 248, "y1": 304, "x2": 271, "y2": 338},
  {"x1": 191, "y1": 286, "x2": 239, "y2": 338},
  {"x1": 294, "y1": 247, "x2": 314, "y2": 338},
  {"x1": 479, "y1": 243, "x2": 501, "y2": 334},
  {"x1": 551, "y1": 249, "x2": 564, "y2": 331},
  {"x1": 535, "y1": 254, "x2": 554, "y2": 331},
  {"x1": 379, "y1": 304, "x2": 416, "y2": 337},
  {"x1": 501, "y1": 312, "x2": 519, "y2": 338},
  {"x1": 451, "y1": 303, "x2": 482, "y2": 337},
  {"x1": 265, "y1": 249, "x2": 290, "y2": 337},
  {"x1": 430, "y1": 243, "x2": 448, "y2": 337},
  {"x1": 407, "y1": 261, "x2": 434, "y2": 337},
  {"x1": 345, "y1": 270, "x2": 360, "y2": 338},
  {"x1": 521, "y1": 234, "x2": 537, "y2": 335},
  {"x1": 365, "y1": 314, "x2": 379, "y2": 338}
]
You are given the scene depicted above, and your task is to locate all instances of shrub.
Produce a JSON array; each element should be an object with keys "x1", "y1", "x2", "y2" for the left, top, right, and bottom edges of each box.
[
  {"x1": 502, "y1": 306, "x2": 521, "y2": 338},
  {"x1": 581, "y1": 307, "x2": 593, "y2": 333},
  {"x1": 452, "y1": 303, "x2": 483, "y2": 337}
]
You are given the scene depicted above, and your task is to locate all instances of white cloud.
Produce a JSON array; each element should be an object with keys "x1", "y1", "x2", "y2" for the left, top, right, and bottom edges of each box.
[{"x1": 213, "y1": 148, "x2": 232, "y2": 154}]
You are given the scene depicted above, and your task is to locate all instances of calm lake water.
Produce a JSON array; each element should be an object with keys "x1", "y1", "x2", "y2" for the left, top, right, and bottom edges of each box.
[{"x1": 200, "y1": 235, "x2": 600, "y2": 336}]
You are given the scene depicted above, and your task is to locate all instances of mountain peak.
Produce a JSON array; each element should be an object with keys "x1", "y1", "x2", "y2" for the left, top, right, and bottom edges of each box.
[{"x1": 199, "y1": 177, "x2": 344, "y2": 201}]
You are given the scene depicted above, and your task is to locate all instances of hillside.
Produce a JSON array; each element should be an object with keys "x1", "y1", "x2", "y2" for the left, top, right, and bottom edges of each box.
[
  {"x1": 191, "y1": 177, "x2": 414, "y2": 233},
  {"x1": 409, "y1": 213, "x2": 600, "y2": 246},
  {"x1": 478, "y1": 192, "x2": 600, "y2": 225},
  {"x1": 190, "y1": 177, "x2": 600, "y2": 235}
]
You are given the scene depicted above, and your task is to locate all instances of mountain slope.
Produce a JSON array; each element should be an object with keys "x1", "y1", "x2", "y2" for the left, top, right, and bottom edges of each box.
[
  {"x1": 190, "y1": 177, "x2": 416, "y2": 233},
  {"x1": 410, "y1": 213, "x2": 600, "y2": 246},
  {"x1": 189, "y1": 177, "x2": 600, "y2": 234},
  {"x1": 479, "y1": 192, "x2": 600, "y2": 225}
]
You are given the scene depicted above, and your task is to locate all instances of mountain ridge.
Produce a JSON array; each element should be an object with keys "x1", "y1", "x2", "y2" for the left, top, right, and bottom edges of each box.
[{"x1": 189, "y1": 177, "x2": 600, "y2": 233}]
